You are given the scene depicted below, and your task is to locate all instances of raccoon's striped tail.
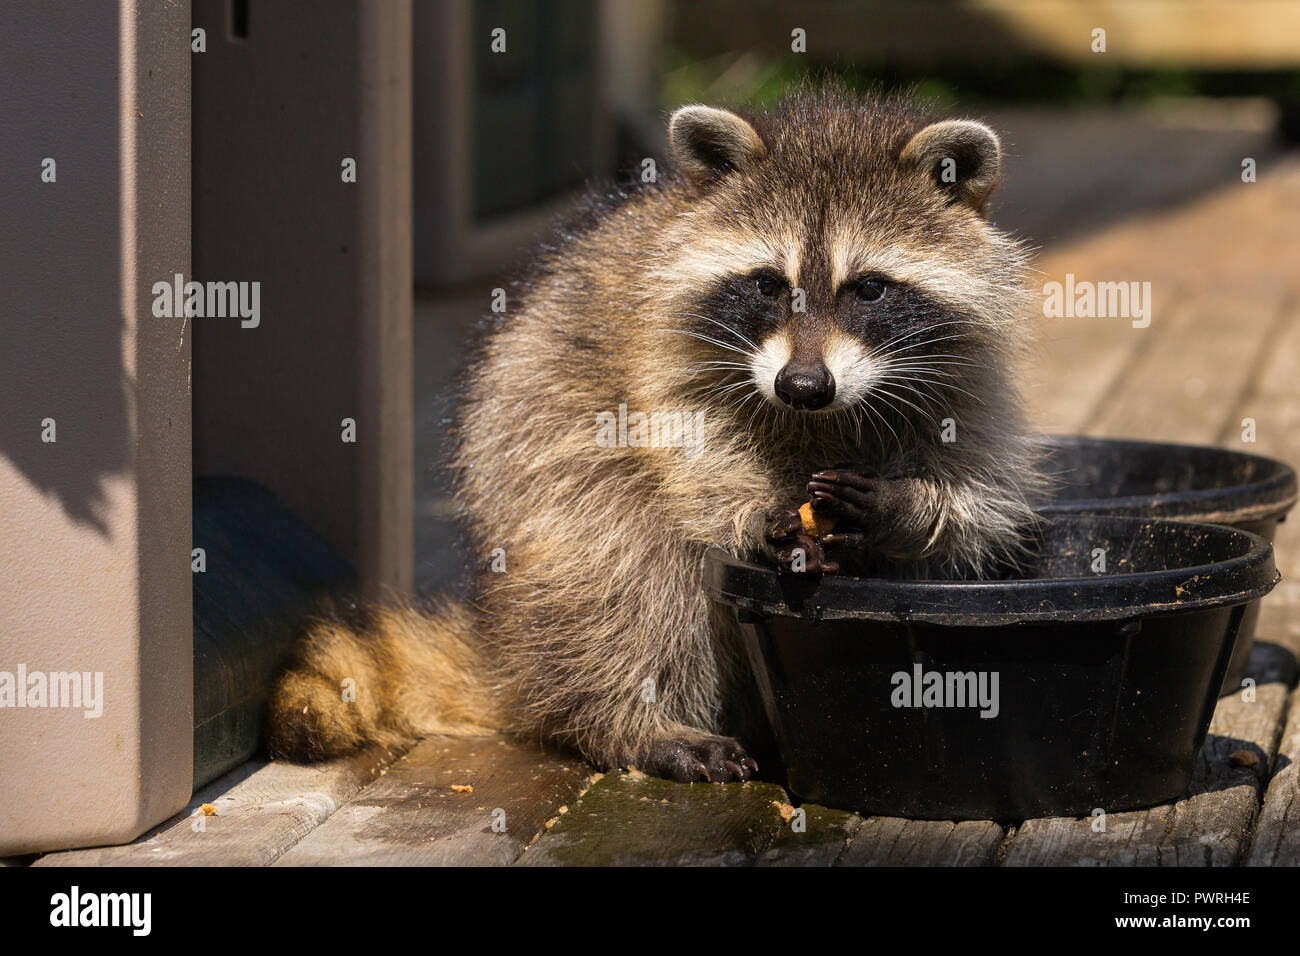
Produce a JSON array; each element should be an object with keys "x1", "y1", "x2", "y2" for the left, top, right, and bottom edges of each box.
[{"x1": 267, "y1": 598, "x2": 504, "y2": 762}]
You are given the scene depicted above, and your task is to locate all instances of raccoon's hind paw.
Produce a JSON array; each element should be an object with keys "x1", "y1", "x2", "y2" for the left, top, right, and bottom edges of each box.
[
  {"x1": 641, "y1": 734, "x2": 759, "y2": 784},
  {"x1": 761, "y1": 506, "x2": 838, "y2": 575}
]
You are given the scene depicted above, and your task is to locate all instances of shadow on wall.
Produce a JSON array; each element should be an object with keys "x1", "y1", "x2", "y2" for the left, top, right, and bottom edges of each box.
[{"x1": 0, "y1": 2, "x2": 129, "y2": 536}]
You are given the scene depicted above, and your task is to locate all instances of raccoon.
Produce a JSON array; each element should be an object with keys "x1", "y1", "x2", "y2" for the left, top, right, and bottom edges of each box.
[{"x1": 268, "y1": 90, "x2": 1044, "y2": 783}]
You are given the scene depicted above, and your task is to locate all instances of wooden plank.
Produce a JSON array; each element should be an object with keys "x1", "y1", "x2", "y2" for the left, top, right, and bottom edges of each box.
[
  {"x1": 1028, "y1": 244, "x2": 1180, "y2": 436},
  {"x1": 841, "y1": 818, "x2": 1005, "y2": 866},
  {"x1": 1229, "y1": 294, "x2": 1300, "y2": 662},
  {"x1": 755, "y1": 804, "x2": 862, "y2": 867},
  {"x1": 673, "y1": 1, "x2": 1300, "y2": 68},
  {"x1": 1001, "y1": 643, "x2": 1292, "y2": 866},
  {"x1": 756, "y1": 806, "x2": 1004, "y2": 866},
  {"x1": 1029, "y1": 294, "x2": 1172, "y2": 437},
  {"x1": 1248, "y1": 686, "x2": 1300, "y2": 866},
  {"x1": 1254, "y1": 582, "x2": 1300, "y2": 683},
  {"x1": 1239, "y1": 286, "x2": 1300, "y2": 867},
  {"x1": 1028, "y1": 214, "x2": 1215, "y2": 436},
  {"x1": 992, "y1": 106, "x2": 1281, "y2": 249},
  {"x1": 35, "y1": 745, "x2": 399, "y2": 866},
  {"x1": 1031, "y1": 160, "x2": 1300, "y2": 438},
  {"x1": 275, "y1": 736, "x2": 594, "y2": 866},
  {"x1": 971, "y1": 0, "x2": 1300, "y2": 69},
  {"x1": 515, "y1": 769, "x2": 788, "y2": 867},
  {"x1": 1084, "y1": 289, "x2": 1288, "y2": 443}
]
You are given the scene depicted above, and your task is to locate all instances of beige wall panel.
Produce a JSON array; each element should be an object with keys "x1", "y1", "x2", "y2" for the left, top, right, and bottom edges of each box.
[{"x1": 0, "y1": 0, "x2": 193, "y2": 854}]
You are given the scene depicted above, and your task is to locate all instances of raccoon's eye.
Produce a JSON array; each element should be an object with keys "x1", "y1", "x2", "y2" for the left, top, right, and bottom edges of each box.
[
  {"x1": 856, "y1": 278, "x2": 888, "y2": 303},
  {"x1": 754, "y1": 274, "x2": 782, "y2": 298}
]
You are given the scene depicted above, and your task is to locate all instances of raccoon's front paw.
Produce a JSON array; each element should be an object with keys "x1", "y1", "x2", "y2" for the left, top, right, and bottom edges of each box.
[
  {"x1": 760, "y1": 506, "x2": 839, "y2": 574},
  {"x1": 642, "y1": 734, "x2": 759, "y2": 783},
  {"x1": 806, "y1": 471, "x2": 930, "y2": 560}
]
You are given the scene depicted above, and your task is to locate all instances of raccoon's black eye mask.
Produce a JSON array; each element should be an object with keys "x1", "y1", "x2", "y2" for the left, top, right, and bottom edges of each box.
[
  {"x1": 751, "y1": 269, "x2": 787, "y2": 299},
  {"x1": 738, "y1": 269, "x2": 896, "y2": 308},
  {"x1": 847, "y1": 275, "x2": 890, "y2": 303},
  {"x1": 682, "y1": 271, "x2": 788, "y2": 347},
  {"x1": 689, "y1": 267, "x2": 973, "y2": 352},
  {"x1": 701, "y1": 269, "x2": 788, "y2": 307}
]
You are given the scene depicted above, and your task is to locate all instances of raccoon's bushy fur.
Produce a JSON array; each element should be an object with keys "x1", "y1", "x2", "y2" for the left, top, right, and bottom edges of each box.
[{"x1": 269, "y1": 89, "x2": 1046, "y2": 781}]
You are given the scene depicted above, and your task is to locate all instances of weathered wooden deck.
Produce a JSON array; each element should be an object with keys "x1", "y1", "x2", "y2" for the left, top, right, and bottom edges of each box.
[{"x1": 32, "y1": 155, "x2": 1300, "y2": 868}]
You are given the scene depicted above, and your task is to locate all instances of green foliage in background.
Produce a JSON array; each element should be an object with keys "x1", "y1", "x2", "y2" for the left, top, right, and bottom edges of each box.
[{"x1": 660, "y1": 48, "x2": 1300, "y2": 117}]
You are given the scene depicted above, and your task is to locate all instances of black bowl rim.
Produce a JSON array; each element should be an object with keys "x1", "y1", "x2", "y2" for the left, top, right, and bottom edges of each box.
[
  {"x1": 1032, "y1": 434, "x2": 1299, "y2": 524},
  {"x1": 703, "y1": 515, "x2": 1278, "y2": 626}
]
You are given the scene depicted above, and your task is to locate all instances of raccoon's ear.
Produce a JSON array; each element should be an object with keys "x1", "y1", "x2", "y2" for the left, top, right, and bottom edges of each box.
[
  {"x1": 668, "y1": 105, "x2": 767, "y2": 185},
  {"x1": 899, "y1": 119, "x2": 1003, "y2": 214}
]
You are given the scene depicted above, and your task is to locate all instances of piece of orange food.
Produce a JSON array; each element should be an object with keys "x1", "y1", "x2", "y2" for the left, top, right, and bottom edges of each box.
[{"x1": 797, "y1": 501, "x2": 835, "y2": 538}]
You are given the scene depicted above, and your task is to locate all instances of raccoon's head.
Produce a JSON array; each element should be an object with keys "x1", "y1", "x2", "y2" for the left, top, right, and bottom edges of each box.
[{"x1": 656, "y1": 92, "x2": 1029, "y2": 428}]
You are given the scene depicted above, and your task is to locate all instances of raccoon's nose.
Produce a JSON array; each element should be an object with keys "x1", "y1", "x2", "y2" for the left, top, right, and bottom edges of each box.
[{"x1": 775, "y1": 362, "x2": 835, "y2": 410}]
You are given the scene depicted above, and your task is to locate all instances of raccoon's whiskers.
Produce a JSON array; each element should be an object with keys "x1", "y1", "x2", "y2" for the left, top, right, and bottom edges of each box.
[
  {"x1": 884, "y1": 356, "x2": 982, "y2": 373},
  {"x1": 881, "y1": 363, "x2": 985, "y2": 405},
  {"x1": 687, "y1": 314, "x2": 762, "y2": 355},
  {"x1": 906, "y1": 375, "x2": 985, "y2": 406},
  {"x1": 662, "y1": 328, "x2": 754, "y2": 358},
  {"x1": 721, "y1": 385, "x2": 763, "y2": 413},
  {"x1": 684, "y1": 361, "x2": 752, "y2": 376},
  {"x1": 850, "y1": 402, "x2": 865, "y2": 447},
  {"x1": 875, "y1": 332, "x2": 975, "y2": 361},
  {"x1": 872, "y1": 384, "x2": 937, "y2": 430},
  {"x1": 875, "y1": 377, "x2": 947, "y2": 418},
  {"x1": 859, "y1": 392, "x2": 902, "y2": 456},
  {"x1": 869, "y1": 319, "x2": 975, "y2": 356},
  {"x1": 744, "y1": 394, "x2": 770, "y2": 435}
]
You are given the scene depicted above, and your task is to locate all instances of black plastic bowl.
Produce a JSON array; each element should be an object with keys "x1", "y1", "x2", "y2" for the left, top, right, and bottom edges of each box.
[
  {"x1": 1034, "y1": 435, "x2": 1297, "y2": 693},
  {"x1": 704, "y1": 515, "x2": 1278, "y2": 821}
]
